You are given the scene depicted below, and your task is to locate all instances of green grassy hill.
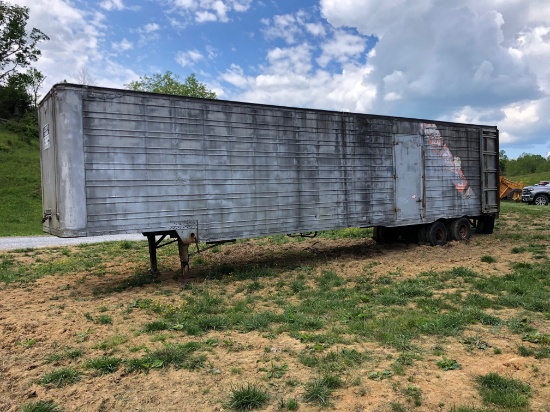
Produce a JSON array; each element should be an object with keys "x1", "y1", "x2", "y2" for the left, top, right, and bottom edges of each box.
[
  {"x1": 0, "y1": 126, "x2": 43, "y2": 236},
  {"x1": 503, "y1": 171, "x2": 549, "y2": 186}
]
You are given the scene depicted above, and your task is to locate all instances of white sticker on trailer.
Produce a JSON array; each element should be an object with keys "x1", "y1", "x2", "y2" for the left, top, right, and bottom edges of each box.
[{"x1": 43, "y1": 124, "x2": 50, "y2": 150}]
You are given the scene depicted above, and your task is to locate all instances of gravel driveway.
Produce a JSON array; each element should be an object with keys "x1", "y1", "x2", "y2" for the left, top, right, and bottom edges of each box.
[{"x1": 0, "y1": 233, "x2": 145, "y2": 251}]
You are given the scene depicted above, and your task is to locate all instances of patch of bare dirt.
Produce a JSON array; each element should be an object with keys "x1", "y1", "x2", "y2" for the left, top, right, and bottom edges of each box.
[{"x1": 0, "y1": 223, "x2": 549, "y2": 412}]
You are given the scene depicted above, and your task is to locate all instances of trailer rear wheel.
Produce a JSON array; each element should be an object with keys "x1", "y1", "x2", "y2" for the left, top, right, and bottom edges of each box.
[
  {"x1": 427, "y1": 222, "x2": 447, "y2": 246},
  {"x1": 418, "y1": 225, "x2": 428, "y2": 243},
  {"x1": 449, "y1": 217, "x2": 471, "y2": 241}
]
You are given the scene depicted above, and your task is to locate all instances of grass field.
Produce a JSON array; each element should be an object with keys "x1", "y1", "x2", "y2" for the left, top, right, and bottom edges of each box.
[
  {"x1": 0, "y1": 201, "x2": 548, "y2": 411},
  {"x1": 0, "y1": 126, "x2": 43, "y2": 236}
]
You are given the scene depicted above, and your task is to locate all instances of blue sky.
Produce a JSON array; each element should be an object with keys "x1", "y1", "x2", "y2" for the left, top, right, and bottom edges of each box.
[{"x1": 15, "y1": 0, "x2": 550, "y2": 159}]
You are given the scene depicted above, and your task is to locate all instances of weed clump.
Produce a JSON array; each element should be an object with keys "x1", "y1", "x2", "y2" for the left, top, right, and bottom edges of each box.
[
  {"x1": 85, "y1": 356, "x2": 123, "y2": 374},
  {"x1": 22, "y1": 400, "x2": 63, "y2": 412},
  {"x1": 475, "y1": 372, "x2": 531, "y2": 408},
  {"x1": 39, "y1": 367, "x2": 81, "y2": 387},
  {"x1": 227, "y1": 383, "x2": 269, "y2": 410},
  {"x1": 303, "y1": 375, "x2": 342, "y2": 406}
]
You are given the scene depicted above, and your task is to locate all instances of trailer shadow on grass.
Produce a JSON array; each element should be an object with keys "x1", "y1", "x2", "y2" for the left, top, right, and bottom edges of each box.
[{"x1": 95, "y1": 237, "x2": 418, "y2": 295}]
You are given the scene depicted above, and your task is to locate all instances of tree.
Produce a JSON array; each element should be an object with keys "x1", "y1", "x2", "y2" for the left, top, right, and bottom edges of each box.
[
  {"x1": 506, "y1": 153, "x2": 550, "y2": 176},
  {"x1": 499, "y1": 150, "x2": 508, "y2": 174},
  {"x1": 0, "y1": 72, "x2": 31, "y2": 118},
  {"x1": 125, "y1": 71, "x2": 216, "y2": 99},
  {"x1": 22, "y1": 67, "x2": 45, "y2": 107},
  {"x1": 0, "y1": 1, "x2": 49, "y2": 85}
]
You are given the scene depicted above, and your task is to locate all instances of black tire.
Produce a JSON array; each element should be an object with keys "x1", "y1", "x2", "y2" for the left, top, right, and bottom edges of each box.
[
  {"x1": 475, "y1": 215, "x2": 495, "y2": 234},
  {"x1": 373, "y1": 226, "x2": 399, "y2": 244},
  {"x1": 418, "y1": 225, "x2": 428, "y2": 243},
  {"x1": 449, "y1": 217, "x2": 471, "y2": 241},
  {"x1": 533, "y1": 194, "x2": 549, "y2": 206},
  {"x1": 426, "y1": 221, "x2": 448, "y2": 246}
]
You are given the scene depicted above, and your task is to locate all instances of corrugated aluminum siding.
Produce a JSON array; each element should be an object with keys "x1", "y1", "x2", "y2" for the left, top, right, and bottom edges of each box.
[
  {"x1": 40, "y1": 85, "x2": 497, "y2": 240},
  {"x1": 81, "y1": 90, "x2": 398, "y2": 240}
]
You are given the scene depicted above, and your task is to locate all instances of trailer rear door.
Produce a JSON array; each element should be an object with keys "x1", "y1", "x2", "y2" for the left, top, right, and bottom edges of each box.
[
  {"x1": 481, "y1": 129, "x2": 499, "y2": 214},
  {"x1": 394, "y1": 134, "x2": 424, "y2": 222}
]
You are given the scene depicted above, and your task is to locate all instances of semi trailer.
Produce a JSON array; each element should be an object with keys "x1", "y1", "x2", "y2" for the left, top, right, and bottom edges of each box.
[{"x1": 38, "y1": 84, "x2": 499, "y2": 278}]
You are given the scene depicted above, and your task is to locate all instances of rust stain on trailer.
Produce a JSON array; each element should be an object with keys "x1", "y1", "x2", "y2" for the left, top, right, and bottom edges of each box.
[{"x1": 422, "y1": 123, "x2": 473, "y2": 197}]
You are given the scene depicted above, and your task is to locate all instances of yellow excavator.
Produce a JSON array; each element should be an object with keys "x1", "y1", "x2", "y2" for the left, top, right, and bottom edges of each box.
[{"x1": 499, "y1": 176, "x2": 524, "y2": 201}]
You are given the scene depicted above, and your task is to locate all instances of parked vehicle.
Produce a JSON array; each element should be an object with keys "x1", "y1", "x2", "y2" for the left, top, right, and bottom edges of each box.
[
  {"x1": 522, "y1": 181, "x2": 550, "y2": 205},
  {"x1": 38, "y1": 84, "x2": 500, "y2": 278}
]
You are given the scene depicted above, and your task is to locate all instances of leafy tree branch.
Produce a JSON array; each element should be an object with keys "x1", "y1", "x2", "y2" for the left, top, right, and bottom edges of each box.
[
  {"x1": 0, "y1": 1, "x2": 49, "y2": 85},
  {"x1": 125, "y1": 71, "x2": 216, "y2": 99}
]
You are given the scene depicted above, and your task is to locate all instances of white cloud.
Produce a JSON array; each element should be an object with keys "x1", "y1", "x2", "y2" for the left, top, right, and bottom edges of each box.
[
  {"x1": 219, "y1": 8, "x2": 376, "y2": 116},
  {"x1": 262, "y1": 10, "x2": 328, "y2": 45},
  {"x1": 172, "y1": 0, "x2": 195, "y2": 7},
  {"x1": 319, "y1": 0, "x2": 544, "y2": 105},
  {"x1": 137, "y1": 22, "x2": 161, "y2": 45},
  {"x1": 100, "y1": 0, "x2": 125, "y2": 11},
  {"x1": 266, "y1": 43, "x2": 313, "y2": 75},
  {"x1": 195, "y1": 11, "x2": 218, "y2": 22},
  {"x1": 175, "y1": 49, "x2": 204, "y2": 67},
  {"x1": 498, "y1": 98, "x2": 550, "y2": 148},
  {"x1": 93, "y1": 60, "x2": 141, "y2": 89},
  {"x1": 305, "y1": 22, "x2": 326, "y2": 37},
  {"x1": 205, "y1": 45, "x2": 218, "y2": 60},
  {"x1": 223, "y1": 35, "x2": 376, "y2": 113},
  {"x1": 382, "y1": 71, "x2": 407, "y2": 101},
  {"x1": 511, "y1": 25, "x2": 550, "y2": 92},
  {"x1": 16, "y1": 0, "x2": 104, "y2": 87},
  {"x1": 231, "y1": 0, "x2": 251, "y2": 13},
  {"x1": 221, "y1": 64, "x2": 250, "y2": 88},
  {"x1": 112, "y1": 38, "x2": 133, "y2": 52},
  {"x1": 143, "y1": 23, "x2": 160, "y2": 33},
  {"x1": 320, "y1": 0, "x2": 412, "y2": 37},
  {"x1": 211, "y1": 0, "x2": 229, "y2": 22},
  {"x1": 262, "y1": 13, "x2": 305, "y2": 44},
  {"x1": 503, "y1": 101, "x2": 540, "y2": 127},
  {"x1": 234, "y1": 62, "x2": 376, "y2": 114},
  {"x1": 166, "y1": 0, "x2": 251, "y2": 25},
  {"x1": 318, "y1": 0, "x2": 548, "y2": 153},
  {"x1": 258, "y1": 9, "x2": 370, "y2": 85},
  {"x1": 221, "y1": 9, "x2": 373, "y2": 113},
  {"x1": 16, "y1": 0, "x2": 138, "y2": 91},
  {"x1": 317, "y1": 30, "x2": 366, "y2": 67}
]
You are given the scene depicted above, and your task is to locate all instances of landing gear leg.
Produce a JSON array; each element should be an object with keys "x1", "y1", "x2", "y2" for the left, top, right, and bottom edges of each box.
[
  {"x1": 177, "y1": 236, "x2": 190, "y2": 283},
  {"x1": 146, "y1": 234, "x2": 160, "y2": 276},
  {"x1": 143, "y1": 226, "x2": 197, "y2": 282}
]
